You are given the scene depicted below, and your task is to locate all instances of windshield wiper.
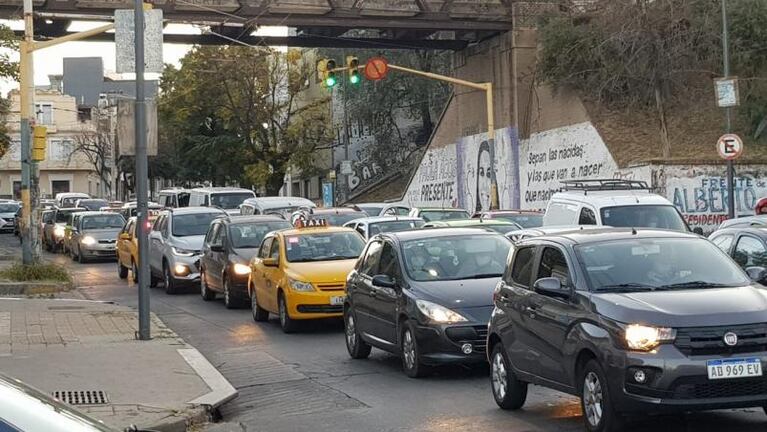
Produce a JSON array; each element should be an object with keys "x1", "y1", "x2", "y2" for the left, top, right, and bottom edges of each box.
[
  {"x1": 594, "y1": 283, "x2": 659, "y2": 293},
  {"x1": 658, "y1": 281, "x2": 733, "y2": 290}
]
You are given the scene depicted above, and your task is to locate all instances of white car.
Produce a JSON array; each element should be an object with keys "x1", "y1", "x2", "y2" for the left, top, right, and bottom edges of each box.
[
  {"x1": 343, "y1": 216, "x2": 425, "y2": 240},
  {"x1": 543, "y1": 179, "x2": 694, "y2": 232}
]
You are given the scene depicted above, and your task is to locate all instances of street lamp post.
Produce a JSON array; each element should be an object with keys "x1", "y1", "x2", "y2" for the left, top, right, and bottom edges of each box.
[{"x1": 722, "y1": 0, "x2": 735, "y2": 219}]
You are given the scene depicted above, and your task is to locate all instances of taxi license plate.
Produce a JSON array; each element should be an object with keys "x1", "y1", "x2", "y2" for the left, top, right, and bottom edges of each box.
[
  {"x1": 707, "y1": 358, "x2": 762, "y2": 380},
  {"x1": 330, "y1": 296, "x2": 345, "y2": 306}
]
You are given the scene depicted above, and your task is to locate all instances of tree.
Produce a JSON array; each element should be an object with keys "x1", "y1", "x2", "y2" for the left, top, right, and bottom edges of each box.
[
  {"x1": 70, "y1": 125, "x2": 113, "y2": 198},
  {"x1": 0, "y1": 23, "x2": 19, "y2": 159},
  {"x1": 158, "y1": 46, "x2": 334, "y2": 195},
  {"x1": 536, "y1": 0, "x2": 767, "y2": 157}
]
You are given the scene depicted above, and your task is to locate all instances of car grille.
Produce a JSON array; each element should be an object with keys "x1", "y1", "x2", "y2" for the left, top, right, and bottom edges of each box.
[
  {"x1": 98, "y1": 239, "x2": 116, "y2": 244},
  {"x1": 296, "y1": 305, "x2": 343, "y2": 314},
  {"x1": 671, "y1": 376, "x2": 767, "y2": 399},
  {"x1": 316, "y1": 283, "x2": 345, "y2": 291},
  {"x1": 674, "y1": 324, "x2": 767, "y2": 356},
  {"x1": 444, "y1": 325, "x2": 488, "y2": 353}
]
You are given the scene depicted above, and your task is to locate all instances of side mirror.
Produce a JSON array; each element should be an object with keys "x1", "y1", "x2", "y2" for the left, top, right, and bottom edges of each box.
[
  {"x1": 119, "y1": 233, "x2": 131, "y2": 241},
  {"x1": 746, "y1": 266, "x2": 767, "y2": 284},
  {"x1": 372, "y1": 274, "x2": 396, "y2": 289},
  {"x1": 533, "y1": 277, "x2": 570, "y2": 300},
  {"x1": 693, "y1": 227, "x2": 704, "y2": 235},
  {"x1": 263, "y1": 257, "x2": 279, "y2": 267},
  {"x1": 209, "y1": 244, "x2": 224, "y2": 253}
]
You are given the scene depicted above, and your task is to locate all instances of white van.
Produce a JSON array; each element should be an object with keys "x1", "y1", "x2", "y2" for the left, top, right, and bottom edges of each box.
[
  {"x1": 188, "y1": 187, "x2": 256, "y2": 215},
  {"x1": 55, "y1": 192, "x2": 90, "y2": 208},
  {"x1": 543, "y1": 179, "x2": 694, "y2": 232},
  {"x1": 157, "y1": 188, "x2": 190, "y2": 208},
  {"x1": 240, "y1": 197, "x2": 316, "y2": 219}
]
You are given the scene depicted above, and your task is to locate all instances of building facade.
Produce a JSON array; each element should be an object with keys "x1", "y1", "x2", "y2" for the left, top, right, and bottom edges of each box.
[{"x1": 0, "y1": 88, "x2": 103, "y2": 200}]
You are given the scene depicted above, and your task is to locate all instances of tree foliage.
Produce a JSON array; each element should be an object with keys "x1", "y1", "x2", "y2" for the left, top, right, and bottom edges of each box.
[
  {"x1": 70, "y1": 124, "x2": 114, "y2": 198},
  {"x1": 157, "y1": 46, "x2": 334, "y2": 194},
  {"x1": 0, "y1": 23, "x2": 19, "y2": 160},
  {"x1": 537, "y1": 0, "x2": 767, "y2": 155}
]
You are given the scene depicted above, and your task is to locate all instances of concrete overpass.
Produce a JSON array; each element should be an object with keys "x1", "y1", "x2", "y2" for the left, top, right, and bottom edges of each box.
[{"x1": 1, "y1": 0, "x2": 516, "y2": 49}]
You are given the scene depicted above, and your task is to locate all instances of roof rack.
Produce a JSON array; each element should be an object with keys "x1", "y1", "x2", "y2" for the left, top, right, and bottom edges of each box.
[{"x1": 561, "y1": 179, "x2": 650, "y2": 192}]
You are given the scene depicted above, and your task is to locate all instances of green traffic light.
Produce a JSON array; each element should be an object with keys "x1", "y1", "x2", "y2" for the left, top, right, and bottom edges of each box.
[
  {"x1": 325, "y1": 76, "x2": 337, "y2": 87},
  {"x1": 350, "y1": 73, "x2": 361, "y2": 85}
]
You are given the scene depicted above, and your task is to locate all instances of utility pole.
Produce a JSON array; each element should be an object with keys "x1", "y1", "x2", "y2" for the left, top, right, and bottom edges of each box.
[
  {"x1": 722, "y1": 0, "x2": 735, "y2": 219},
  {"x1": 19, "y1": 0, "x2": 114, "y2": 265},
  {"x1": 135, "y1": 0, "x2": 151, "y2": 341}
]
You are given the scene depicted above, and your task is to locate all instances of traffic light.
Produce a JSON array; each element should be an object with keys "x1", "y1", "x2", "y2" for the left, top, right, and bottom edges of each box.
[
  {"x1": 32, "y1": 125, "x2": 46, "y2": 162},
  {"x1": 325, "y1": 59, "x2": 338, "y2": 87},
  {"x1": 347, "y1": 56, "x2": 360, "y2": 85}
]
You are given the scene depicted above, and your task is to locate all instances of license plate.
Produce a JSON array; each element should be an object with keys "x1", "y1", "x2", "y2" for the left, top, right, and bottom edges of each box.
[
  {"x1": 707, "y1": 358, "x2": 763, "y2": 380},
  {"x1": 330, "y1": 296, "x2": 345, "y2": 306}
]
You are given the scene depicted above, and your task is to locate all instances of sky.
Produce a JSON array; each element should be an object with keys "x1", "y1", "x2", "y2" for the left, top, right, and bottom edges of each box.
[{"x1": 0, "y1": 20, "x2": 288, "y2": 96}]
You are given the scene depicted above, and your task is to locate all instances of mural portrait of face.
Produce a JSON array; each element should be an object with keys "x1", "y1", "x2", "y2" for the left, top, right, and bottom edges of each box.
[{"x1": 476, "y1": 141, "x2": 493, "y2": 212}]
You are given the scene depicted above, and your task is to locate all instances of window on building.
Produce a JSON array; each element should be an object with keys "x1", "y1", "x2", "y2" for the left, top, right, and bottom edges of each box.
[
  {"x1": 8, "y1": 140, "x2": 20, "y2": 161},
  {"x1": 12, "y1": 181, "x2": 20, "y2": 200},
  {"x1": 292, "y1": 181, "x2": 300, "y2": 197},
  {"x1": 35, "y1": 103, "x2": 53, "y2": 125},
  {"x1": 51, "y1": 180, "x2": 70, "y2": 195},
  {"x1": 303, "y1": 179, "x2": 310, "y2": 199},
  {"x1": 49, "y1": 139, "x2": 74, "y2": 161}
]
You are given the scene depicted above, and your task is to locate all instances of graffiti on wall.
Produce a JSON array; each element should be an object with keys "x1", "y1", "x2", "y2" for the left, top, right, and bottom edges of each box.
[
  {"x1": 403, "y1": 128, "x2": 520, "y2": 211},
  {"x1": 519, "y1": 122, "x2": 620, "y2": 210}
]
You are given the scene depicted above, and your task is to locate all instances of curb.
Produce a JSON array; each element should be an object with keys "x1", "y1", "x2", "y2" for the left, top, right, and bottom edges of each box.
[
  {"x1": 0, "y1": 281, "x2": 73, "y2": 295},
  {"x1": 139, "y1": 406, "x2": 212, "y2": 432}
]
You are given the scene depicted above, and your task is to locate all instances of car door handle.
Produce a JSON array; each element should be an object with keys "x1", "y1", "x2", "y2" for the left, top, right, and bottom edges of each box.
[
  {"x1": 370, "y1": 288, "x2": 378, "y2": 298},
  {"x1": 525, "y1": 306, "x2": 537, "y2": 317}
]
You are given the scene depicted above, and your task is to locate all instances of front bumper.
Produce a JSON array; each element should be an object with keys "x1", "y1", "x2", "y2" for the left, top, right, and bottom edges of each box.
[
  {"x1": 166, "y1": 254, "x2": 202, "y2": 285},
  {"x1": 606, "y1": 344, "x2": 767, "y2": 413},
  {"x1": 285, "y1": 289, "x2": 345, "y2": 320},
  {"x1": 413, "y1": 322, "x2": 488, "y2": 365}
]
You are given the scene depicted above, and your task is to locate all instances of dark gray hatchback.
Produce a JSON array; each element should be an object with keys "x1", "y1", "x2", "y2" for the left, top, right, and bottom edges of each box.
[{"x1": 487, "y1": 228, "x2": 767, "y2": 432}]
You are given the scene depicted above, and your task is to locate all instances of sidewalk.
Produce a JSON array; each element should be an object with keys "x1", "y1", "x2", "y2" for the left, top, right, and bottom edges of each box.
[{"x1": 0, "y1": 298, "x2": 237, "y2": 431}]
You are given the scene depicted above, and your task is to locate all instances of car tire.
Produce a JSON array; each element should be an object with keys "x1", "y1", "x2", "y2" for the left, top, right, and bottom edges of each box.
[
  {"x1": 131, "y1": 261, "x2": 139, "y2": 284},
  {"x1": 164, "y1": 263, "x2": 179, "y2": 295},
  {"x1": 200, "y1": 271, "x2": 216, "y2": 301},
  {"x1": 344, "y1": 307, "x2": 371, "y2": 359},
  {"x1": 278, "y1": 292, "x2": 297, "y2": 333},
  {"x1": 118, "y1": 261, "x2": 129, "y2": 279},
  {"x1": 69, "y1": 246, "x2": 77, "y2": 261},
  {"x1": 149, "y1": 273, "x2": 159, "y2": 288},
  {"x1": 401, "y1": 321, "x2": 430, "y2": 378},
  {"x1": 581, "y1": 359, "x2": 624, "y2": 432},
  {"x1": 251, "y1": 286, "x2": 269, "y2": 322},
  {"x1": 77, "y1": 246, "x2": 87, "y2": 264},
  {"x1": 223, "y1": 276, "x2": 245, "y2": 309},
  {"x1": 490, "y1": 343, "x2": 528, "y2": 410}
]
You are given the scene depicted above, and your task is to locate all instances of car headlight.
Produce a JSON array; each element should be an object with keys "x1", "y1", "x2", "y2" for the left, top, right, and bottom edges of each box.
[
  {"x1": 288, "y1": 278, "x2": 314, "y2": 292},
  {"x1": 171, "y1": 247, "x2": 196, "y2": 257},
  {"x1": 81, "y1": 236, "x2": 97, "y2": 246},
  {"x1": 624, "y1": 324, "x2": 676, "y2": 351},
  {"x1": 415, "y1": 300, "x2": 468, "y2": 324},
  {"x1": 233, "y1": 263, "x2": 250, "y2": 275},
  {"x1": 54, "y1": 225, "x2": 65, "y2": 238}
]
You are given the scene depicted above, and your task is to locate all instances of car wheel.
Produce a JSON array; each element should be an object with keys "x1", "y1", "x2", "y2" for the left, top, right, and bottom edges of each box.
[
  {"x1": 149, "y1": 273, "x2": 159, "y2": 288},
  {"x1": 581, "y1": 359, "x2": 624, "y2": 432},
  {"x1": 200, "y1": 271, "x2": 216, "y2": 301},
  {"x1": 131, "y1": 261, "x2": 139, "y2": 284},
  {"x1": 490, "y1": 343, "x2": 528, "y2": 410},
  {"x1": 223, "y1": 276, "x2": 245, "y2": 309},
  {"x1": 69, "y1": 245, "x2": 77, "y2": 261},
  {"x1": 118, "y1": 261, "x2": 129, "y2": 279},
  {"x1": 344, "y1": 307, "x2": 371, "y2": 359},
  {"x1": 401, "y1": 321, "x2": 429, "y2": 378},
  {"x1": 251, "y1": 285, "x2": 269, "y2": 322},
  {"x1": 77, "y1": 247, "x2": 86, "y2": 264},
  {"x1": 278, "y1": 293, "x2": 297, "y2": 333},
  {"x1": 164, "y1": 263, "x2": 179, "y2": 295}
]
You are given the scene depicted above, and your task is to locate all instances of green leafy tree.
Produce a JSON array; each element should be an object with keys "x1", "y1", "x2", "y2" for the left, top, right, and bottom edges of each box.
[
  {"x1": 0, "y1": 23, "x2": 19, "y2": 159},
  {"x1": 157, "y1": 46, "x2": 333, "y2": 194}
]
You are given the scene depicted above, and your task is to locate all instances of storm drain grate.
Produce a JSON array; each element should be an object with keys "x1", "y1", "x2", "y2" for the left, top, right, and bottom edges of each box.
[{"x1": 52, "y1": 390, "x2": 109, "y2": 405}]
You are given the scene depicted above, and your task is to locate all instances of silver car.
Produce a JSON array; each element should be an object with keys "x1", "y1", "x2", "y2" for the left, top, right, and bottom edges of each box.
[
  {"x1": 149, "y1": 207, "x2": 226, "y2": 294},
  {"x1": 68, "y1": 212, "x2": 126, "y2": 263},
  {"x1": 0, "y1": 201, "x2": 20, "y2": 232}
]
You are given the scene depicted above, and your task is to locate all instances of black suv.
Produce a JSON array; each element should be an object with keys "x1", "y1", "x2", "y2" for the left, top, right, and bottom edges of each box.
[{"x1": 488, "y1": 228, "x2": 767, "y2": 432}]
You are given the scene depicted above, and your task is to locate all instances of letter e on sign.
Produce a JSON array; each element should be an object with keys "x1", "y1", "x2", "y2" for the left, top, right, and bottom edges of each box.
[{"x1": 717, "y1": 134, "x2": 743, "y2": 161}]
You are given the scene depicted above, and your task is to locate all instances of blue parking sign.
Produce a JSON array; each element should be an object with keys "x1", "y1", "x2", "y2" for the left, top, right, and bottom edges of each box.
[{"x1": 322, "y1": 182, "x2": 334, "y2": 208}]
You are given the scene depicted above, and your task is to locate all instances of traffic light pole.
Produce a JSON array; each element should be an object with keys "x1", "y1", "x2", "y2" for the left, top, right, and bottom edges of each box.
[{"x1": 19, "y1": 0, "x2": 114, "y2": 264}]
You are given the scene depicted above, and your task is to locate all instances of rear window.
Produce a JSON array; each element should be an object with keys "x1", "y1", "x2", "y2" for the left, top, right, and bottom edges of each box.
[
  {"x1": 600, "y1": 205, "x2": 687, "y2": 231},
  {"x1": 419, "y1": 210, "x2": 469, "y2": 222}
]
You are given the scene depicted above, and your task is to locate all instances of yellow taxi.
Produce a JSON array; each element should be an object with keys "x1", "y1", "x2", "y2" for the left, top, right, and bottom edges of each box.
[
  {"x1": 248, "y1": 220, "x2": 365, "y2": 333},
  {"x1": 116, "y1": 215, "x2": 159, "y2": 284}
]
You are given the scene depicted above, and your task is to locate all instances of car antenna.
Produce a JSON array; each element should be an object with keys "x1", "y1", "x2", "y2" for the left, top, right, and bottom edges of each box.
[{"x1": 631, "y1": 227, "x2": 637, "y2": 235}]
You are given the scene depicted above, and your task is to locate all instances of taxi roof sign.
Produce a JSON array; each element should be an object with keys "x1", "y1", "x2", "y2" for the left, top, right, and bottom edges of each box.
[{"x1": 295, "y1": 218, "x2": 328, "y2": 228}]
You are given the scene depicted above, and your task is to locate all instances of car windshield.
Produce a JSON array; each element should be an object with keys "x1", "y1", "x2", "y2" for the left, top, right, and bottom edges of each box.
[
  {"x1": 369, "y1": 220, "x2": 425, "y2": 236},
  {"x1": 61, "y1": 197, "x2": 85, "y2": 207},
  {"x1": 0, "y1": 203, "x2": 19, "y2": 213},
  {"x1": 81, "y1": 214, "x2": 126, "y2": 230},
  {"x1": 402, "y1": 234, "x2": 511, "y2": 282},
  {"x1": 172, "y1": 213, "x2": 223, "y2": 237},
  {"x1": 55, "y1": 209, "x2": 82, "y2": 223},
  {"x1": 502, "y1": 214, "x2": 543, "y2": 228},
  {"x1": 420, "y1": 210, "x2": 469, "y2": 222},
  {"x1": 358, "y1": 206, "x2": 383, "y2": 216},
  {"x1": 230, "y1": 221, "x2": 292, "y2": 249},
  {"x1": 600, "y1": 205, "x2": 687, "y2": 231},
  {"x1": 210, "y1": 193, "x2": 254, "y2": 209},
  {"x1": 576, "y1": 237, "x2": 749, "y2": 292},
  {"x1": 285, "y1": 232, "x2": 365, "y2": 262},
  {"x1": 177, "y1": 193, "x2": 190, "y2": 207},
  {"x1": 78, "y1": 200, "x2": 108, "y2": 211},
  {"x1": 310, "y1": 213, "x2": 365, "y2": 226},
  {"x1": 480, "y1": 224, "x2": 520, "y2": 234}
]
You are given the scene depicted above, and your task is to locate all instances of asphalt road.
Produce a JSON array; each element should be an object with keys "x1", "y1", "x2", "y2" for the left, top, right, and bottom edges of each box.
[{"x1": 15, "y1": 235, "x2": 767, "y2": 432}]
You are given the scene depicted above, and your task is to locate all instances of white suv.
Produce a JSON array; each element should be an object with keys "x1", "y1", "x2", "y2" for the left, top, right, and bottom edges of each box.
[{"x1": 543, "y1": 179, "x2": 695, "y2": 232}]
